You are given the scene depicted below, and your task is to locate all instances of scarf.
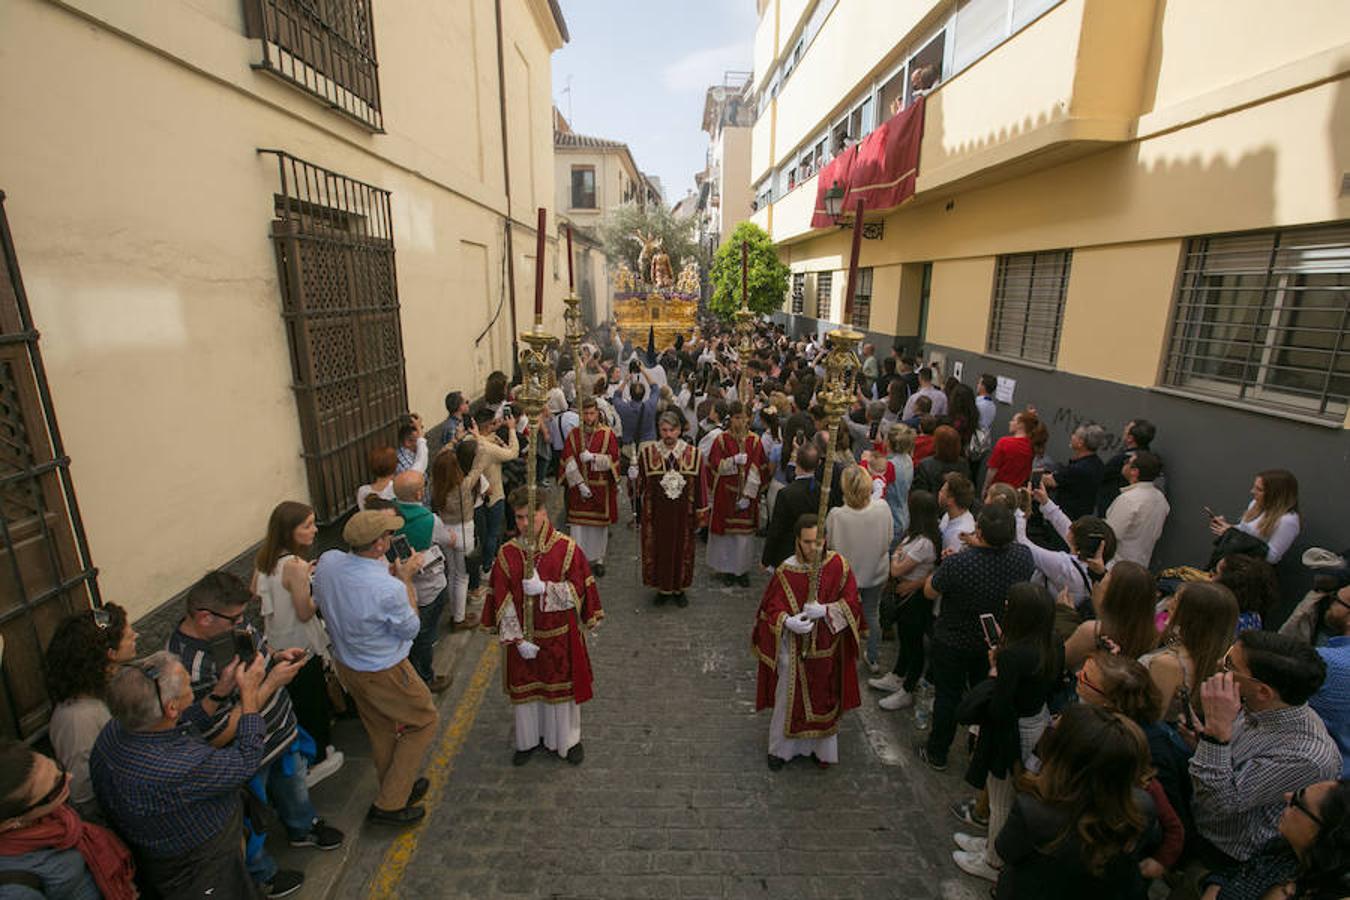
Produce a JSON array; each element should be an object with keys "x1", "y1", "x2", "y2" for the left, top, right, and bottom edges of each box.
[{"x1": 0, "y1": 804, "x2": 137, "y2": 899}]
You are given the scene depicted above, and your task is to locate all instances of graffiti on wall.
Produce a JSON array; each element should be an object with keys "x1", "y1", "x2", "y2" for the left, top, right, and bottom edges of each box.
[{"x1": 1049, "y1": 405, "x2": 1126, "y2": 454}]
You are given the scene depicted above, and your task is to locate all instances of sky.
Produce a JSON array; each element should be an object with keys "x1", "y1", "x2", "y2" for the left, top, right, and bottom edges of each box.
[{"x1": 551, "y1": 0, "x2": 760, "y2": 206}]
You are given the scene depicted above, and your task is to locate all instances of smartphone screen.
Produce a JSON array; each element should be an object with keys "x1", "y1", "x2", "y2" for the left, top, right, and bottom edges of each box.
[
  {"x1": 390, "y1": 534, "x2": 413, "y2": 561},
  {"x1": 1202, "y1": 506, "x2": 1216, "y2": 520},
  {"x1": 232, "y1": 627, "x2": 257, "y2": 664},
  {"x1": 979, "y1": 613, "x2": 1000, "y2": 648}
]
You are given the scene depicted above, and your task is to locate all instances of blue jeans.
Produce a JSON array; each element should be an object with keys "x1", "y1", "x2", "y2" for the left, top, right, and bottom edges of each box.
[
  {"x1": 480, "y1": 499, "x2": 506, "y2": 575},
  {"x1": 245, "y1": 750, "x2": 318, "y2": 883},
  {"x1": 410, "y1": 587, "x2": 448, "y2": 682},
  {"x1": 858, "y1": 583, "x2": 882, "y2": 666}
]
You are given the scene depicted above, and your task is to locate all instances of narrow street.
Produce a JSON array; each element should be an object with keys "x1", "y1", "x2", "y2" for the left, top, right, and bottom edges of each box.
[{"x1": 332, "y1": 518, "x2": 989, "y2": 900}]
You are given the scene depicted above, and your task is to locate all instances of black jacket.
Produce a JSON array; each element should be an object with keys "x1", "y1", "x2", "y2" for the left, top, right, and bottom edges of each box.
[{"x1": 762, "y1": 477, "x2": 822, "y2": 568}]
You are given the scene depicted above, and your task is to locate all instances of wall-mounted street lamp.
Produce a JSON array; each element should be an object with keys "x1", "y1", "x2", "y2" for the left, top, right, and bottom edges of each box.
[
  {"x1": 822, "y1": 179, "x2": 883, "y2": 239},
  {"x1": 823, "y1": 180, "x2": 845, "y2": 220}
]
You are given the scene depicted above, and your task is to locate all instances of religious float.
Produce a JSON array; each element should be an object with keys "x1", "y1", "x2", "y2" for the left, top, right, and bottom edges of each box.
[{"x1": 611, "y1": 230, "x2": 699, "y2": 348}]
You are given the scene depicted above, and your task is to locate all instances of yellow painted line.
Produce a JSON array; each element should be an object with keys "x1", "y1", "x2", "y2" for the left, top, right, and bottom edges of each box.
[{"x1": 367, "y1": 641, "x2": 499, "y2": 899}]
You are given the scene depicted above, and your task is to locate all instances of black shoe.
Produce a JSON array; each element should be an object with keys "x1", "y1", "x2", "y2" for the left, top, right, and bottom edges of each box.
[
  {"x1": 512, "y1": 747, "x2": 536, "y2": 766},
  {"x1": 737, "y1": 574, "x2": 751, "y2": 587},
  {"x1": 766, "y1": 754, "x2": 785, "y2": 771},
  {"x1": 288, "y1": 819, "x2": 344, "y2": 850},
  {"x1": 593, "y1": 562, "x2": 605, "y2": 577},
  {"x1": 407, "y1": 777, "x2": 429, "y2": 806},
  {"x1": 265, "y1": 870, "x2": 305, "y2": 898},
  {"x1": 366, "y1": 804, "x2": 426, "y2": 825},
  {"x1": 914, "y1": 743, "x2": 948, "y2": 772},
  {"x1": 674, "y1": 592, "x2": 688, "y2": 608},
  {"x1": 566, "y1": 743, "x2": 585, "y2": 765},
  {"x1": 654, "y1": 593, "x2": 668, "y2": 606}
]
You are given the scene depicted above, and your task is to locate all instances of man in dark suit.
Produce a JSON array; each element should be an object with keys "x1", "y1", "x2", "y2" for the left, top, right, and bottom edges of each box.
[{"x1": 762, "y1": 444, "x2": 824, "y2": 569}]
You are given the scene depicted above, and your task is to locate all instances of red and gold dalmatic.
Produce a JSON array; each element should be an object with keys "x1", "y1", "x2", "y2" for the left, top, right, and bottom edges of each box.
[
  {"x1": 484, "y1": 526, "x2": 603, "y2": 704},
  {"x1": 751, "y1": 551, "x2": 864, "y2": 738},
  {"x1": 635, "y1": 439, "x2": 708, "y2": 591},
  {"x1": 707, "y1": 430, "x2": 767, "y2": 536},
  {"x1": 559, "y1": 424, "x2": 620, "y2": 526}
]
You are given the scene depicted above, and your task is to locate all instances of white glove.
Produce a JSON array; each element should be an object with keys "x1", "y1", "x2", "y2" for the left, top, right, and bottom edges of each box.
[
  {"x1": 578, "y1": 483, "x2": 593, "y2": 499},
  {"x1": 516, "y1": 640, "x2": 540, "y2": 659},
  {"x1": 802, "y1": 602, "x2": 827, "y2": 621},
  {"x1": 784, "y1": 614, "x2": 814, "y2": 635},
  {"x1": 736, "y1": 497, "x2": 750, "y2": 510},
  {"x1": 522, "y1": 574, "x2": 546, "y2": 596},
  {"x1": 628, "y1": 466, "x2": 639, "y2": 480},
  {"x1": 579, "y1": 450, "x2": 594, "y2": 463},
  {"x1": 871, "y1": 479, "x2": 885, "y2": 501},
  {"x1": 734, "y1": 452, "x2": 749, "y2": 466}
]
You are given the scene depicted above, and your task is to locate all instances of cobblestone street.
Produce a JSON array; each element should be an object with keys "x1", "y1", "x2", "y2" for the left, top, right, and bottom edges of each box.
[{"x1": 334, "y1": 516, "x2": 990, "y2": 900}]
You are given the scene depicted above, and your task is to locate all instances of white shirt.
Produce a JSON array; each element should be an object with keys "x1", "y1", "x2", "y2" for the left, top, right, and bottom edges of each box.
[
  {"x1": 939, "y1": 510, "x2": 975, "y2": 554},
  {"x1": 1105, "y1": 481, "x2": 1170, "y2": 567},
  {"x1": 1020, "y1": 499, "x2": 1095, "y2": 607},
  {"x1": 976, "y1": 395, "x2": 996, "y2": 432},
  {"x1": 903, "y1": 385, "x2": 948, "y2": 419},
  {"x1": 698, "y1": 425, "x2": 723, "y2": 461},
  {"x1": 1236, "y1": 501, "x2": 1301, "y2": 564}
]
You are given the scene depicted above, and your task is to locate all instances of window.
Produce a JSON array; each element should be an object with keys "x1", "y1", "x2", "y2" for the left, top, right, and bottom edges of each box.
[
  {"x1": 0, "y1": 195, "x2": 101, "y2": 740},
  {"x1": 791, "y1": 272, "x2": 805, "y2": 314},
  {"x1": 1163, "y1": 223, "x2": 1350, "y2": 422},
  {"x1": 815, "y1": 271, "x2": 834, "y2": 319},
  {"x1": 851, "y1": 268, "x2": 874, "y2": 330},
  {"x1": 243, "y1": 0, "x2": 383, "y2": 131},
  {"x1": 879, "y1": 68, "x2": 907, "y2": 122},
  {"x1": 787, "y1": 167, "x2": 798, "y2": 191},
  {"x1": 813, "y1": 140, "x2": 826, "y2": 171},
  {"x1": 987, "y1": 250, "x2": 1071, "y2": 366},
  {"x1": 905, "y1": 33, "x2": 945, "y2": 105},
  {"x1": 262, "y1": 150, "x2": 409, "y2": 523},
  {"x1": 571, "y1": 167, "x2": 597, "y2": 209}
]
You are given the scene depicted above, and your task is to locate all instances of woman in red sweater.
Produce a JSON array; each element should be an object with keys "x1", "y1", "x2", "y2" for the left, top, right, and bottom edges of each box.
[{"x1": 985, "y1": 409, "x2": 1041, "y2": 489}]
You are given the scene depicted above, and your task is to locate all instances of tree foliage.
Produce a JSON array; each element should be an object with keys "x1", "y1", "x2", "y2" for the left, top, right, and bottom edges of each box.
[
  {"x1": 708, "y1": 221, "x2": 789, "y2": 320},
  {"x1": 598, "y1": 202, "x2": 701, "y2": 278}
]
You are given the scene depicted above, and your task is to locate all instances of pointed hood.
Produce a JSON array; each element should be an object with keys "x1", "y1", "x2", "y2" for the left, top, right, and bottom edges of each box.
[{"x1": 644, "y1": 326, "x2": 657, "y2": 367}]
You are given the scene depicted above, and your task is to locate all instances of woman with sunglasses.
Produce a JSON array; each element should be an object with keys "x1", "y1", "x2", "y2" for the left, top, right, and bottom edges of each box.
[
  {"x1": 0, "y1": 739, "x2": 137, "y2": 898},
  {"x1": 1201, "y1": 779, "x2": 1350, "y2": 900},
  {"x1": 42, "y1": 604, "x2": 137, "y2": 824}
]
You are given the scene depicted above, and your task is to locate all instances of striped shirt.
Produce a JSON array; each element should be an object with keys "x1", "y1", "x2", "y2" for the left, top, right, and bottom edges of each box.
[
  {"x1": 167, "y1": 624, "x2": 298, "y2": 767},
  {"x1": 1190, "y1": 703, "x2": 1341, "y2": 861},
  {"x1": 90, "y1": 707, "x2": 266, "y2": 857}
]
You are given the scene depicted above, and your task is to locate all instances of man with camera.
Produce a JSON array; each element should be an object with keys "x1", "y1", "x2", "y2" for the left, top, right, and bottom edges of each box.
[
  {"x1": 313, "y1": 510, "x2": 438, "y2": 826},
  {"x1": 167, "y1": 570, "x2": 339, "y2": 897}
]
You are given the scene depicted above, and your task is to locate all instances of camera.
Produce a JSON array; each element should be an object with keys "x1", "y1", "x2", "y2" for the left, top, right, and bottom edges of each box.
[
  {"x1": 386, "y1": 534, "x2": 413, "y2": 562},
  {"x1": 1079, "y1": 530, "x2": 1108, "y2": 559}
]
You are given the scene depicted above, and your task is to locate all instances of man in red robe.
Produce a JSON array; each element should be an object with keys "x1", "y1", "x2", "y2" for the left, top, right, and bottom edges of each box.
[
  {"x1": 752, "y1": 514, "x2": 863, "y2": 770},
  {"x1": 484, "y1": 485, "x2": 603, "y2": 765},
  {"x1": 707, "y1": 401, "x2": 768, "y2": 587},
  {"x1": 631, "y1": 410, "x2": 708, "y2": 608},
  {"x1": 559, "y1": 396, "x2": 620, "y2": 576}
]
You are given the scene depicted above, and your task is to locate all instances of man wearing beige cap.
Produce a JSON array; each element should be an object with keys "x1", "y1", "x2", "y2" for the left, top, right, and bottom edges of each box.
[{"x1": 313, "y1": 510, "x2": 437, "y2": 826}]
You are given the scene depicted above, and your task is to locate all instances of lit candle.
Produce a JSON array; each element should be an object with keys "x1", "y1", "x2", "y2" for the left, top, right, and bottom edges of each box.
[
  {"x1": 842, "y1": 199, "x2": 864, "y2": 327},
  {"x1": 533, "y1": 207, "x2": 546, "y2": 322},
  {"x1": 566, "y1": 224, "x2": 575, "y2": 293}
]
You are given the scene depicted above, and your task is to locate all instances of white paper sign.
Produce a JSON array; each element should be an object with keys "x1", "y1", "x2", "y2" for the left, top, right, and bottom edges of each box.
[
  {"x1": 995, "y1": 376, "x2": 1016, "y2": 404},
  {"x1": 952, "y1": 361, "x2": 964, "y2": 381}
]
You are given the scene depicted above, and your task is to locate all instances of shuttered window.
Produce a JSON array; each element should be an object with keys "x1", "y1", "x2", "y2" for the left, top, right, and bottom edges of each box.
[
  {"x1": 791, "y1": 272, "x2": 805, "y2": 314},
  {"x1": 815, "y1": 271, "x2": 833, "y2": 320},
  {"x1": 851, "y1": 268, "x2": 873, "y2": 330},
  {"x1": 1163, "y1": 223, "x2": 1350, "y2": 422},
  {"x1": 262, "y1": 151, "x2": 410, "y2": 523},
  {"x1": 987, "y1": 250, "x2": 1071, "y2": 366}
]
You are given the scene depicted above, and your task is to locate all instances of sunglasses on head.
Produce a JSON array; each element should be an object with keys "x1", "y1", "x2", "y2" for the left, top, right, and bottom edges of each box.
[
  {"x1": 124, "y1": 663, "x2": 166, "y2": 720},
  {"x1": 91, "y1": 608, "x2": 112, "y2": 630},
  {"x1": 15, "y1": 761, "x2": 68, "y2": 817}
]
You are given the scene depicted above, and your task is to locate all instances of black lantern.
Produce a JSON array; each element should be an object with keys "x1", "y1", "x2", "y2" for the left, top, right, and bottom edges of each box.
[{"x1": 823, "y1": 180, "x2": 845, "y2": 220}]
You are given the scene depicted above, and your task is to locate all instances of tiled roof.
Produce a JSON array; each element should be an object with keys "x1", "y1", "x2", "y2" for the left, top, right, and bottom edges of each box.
[{"x1": 554, "y1": 131, "x2": 629, "y2": 151}]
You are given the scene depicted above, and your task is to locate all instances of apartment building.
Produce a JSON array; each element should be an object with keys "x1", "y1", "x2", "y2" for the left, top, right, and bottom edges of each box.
[
  {"x1": 0, "y1": 0, "x2": 568, "y2": 739},
  {"x1": 554, "y1": 110, "x2": 662, "y2": 323},
  {"x1": 751, "y1": 0, "x2": 1350, "y2": 577},
  {"x1": 693, "y1": 72, "x2": 755, "y2": 261}
]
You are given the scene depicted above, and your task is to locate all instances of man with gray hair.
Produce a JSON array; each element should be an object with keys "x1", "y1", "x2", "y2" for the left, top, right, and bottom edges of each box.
[
  {"x1": 1041, "y1": 423, "x2": 1106, "y2": 521},
  {"x1": 90, "y1": 650, "x2": 285, "y2": 898}
]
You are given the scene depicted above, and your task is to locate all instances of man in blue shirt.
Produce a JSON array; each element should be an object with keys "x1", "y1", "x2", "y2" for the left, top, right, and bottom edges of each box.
[
  {"x1": 314, "y1": 510, "x2": 437, "y2": 826},
  {"x1": 1310, "y1": 584, "x2": 1350, "y2": 776}
]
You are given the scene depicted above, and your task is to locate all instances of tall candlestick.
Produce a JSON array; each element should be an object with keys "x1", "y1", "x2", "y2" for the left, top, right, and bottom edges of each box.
[
  {"x1": 841, "y1": 198, "x2": 864, "y2": 327},
  {"x1": 741, "y1": 240, "x2": 748, "y2": 309},
  {"x1": 566, "y1": 224, "x2": 575, "y2": 293},
  {"x1": 533, "y1": 207, "x2": 547, "y2": 323}
]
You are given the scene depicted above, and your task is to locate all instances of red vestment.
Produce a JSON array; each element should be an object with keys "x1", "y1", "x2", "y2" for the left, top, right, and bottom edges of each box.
[
  {"x1": 484, "y1": 526, "x2": 603, "y2": 704},
  {"x1": 707, "y1": 431, "x2": 768, "y2": 536},
  {"x1": 636, "y1": 439, "x2": 708, "y2": 591},
  {"x1": 559, "y1": 424, "x2": 620, "y2": 526},
  {"x1": 751, "y1": 551, "x2": 864, "y2": 738}
]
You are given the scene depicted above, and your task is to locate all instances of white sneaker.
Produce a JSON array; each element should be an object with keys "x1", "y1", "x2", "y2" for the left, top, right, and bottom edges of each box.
[
  {"x1": 867, "y1": 672, "x2": 904, "y2": 692},
  {"x1": 952, "y1": 850, "x2": 1000, "y2": 882},
  {"x1": 878, "y1": 688, "x2": 914, "y2": 711},
  {"x1": 952, "y1": 832, "x2": 987, "y2": 854},
  {"x1": 305, "y1": 749, "x2": 345, "y2": 787},
  {"x1": 867, "y1": 660, "x2": 883, "y2": 675}
]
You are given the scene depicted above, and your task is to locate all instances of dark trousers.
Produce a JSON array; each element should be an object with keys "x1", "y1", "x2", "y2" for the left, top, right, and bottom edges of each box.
[
  {"x1": 480, "y1": 499, "x2": 506, "y2": 575},
  {"x1": 926, "y1": 640, "x2": 991, "y2": 765},
  {"x1": 410, "y1": 588, "x2": 448, "y2": 682},
  {"x1": 891, "y1": 591, "x2": 933, "y2": 693},
  {"x1": 468, "y1": 503, "x2": 487, "y2": 590},
  {"x1": 287, "y1": 654, "x2": 333, "y2": 759}
]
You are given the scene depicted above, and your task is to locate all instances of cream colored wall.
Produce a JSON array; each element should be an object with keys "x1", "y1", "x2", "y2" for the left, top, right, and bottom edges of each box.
[
  {"x1": 0, "y1": 0, "x2": 563, "y2": 619},
  {"x1": 753, "y1": 0, "x2": 778, "y2": 93},
  {"x1": 718, "y1": 127, "x2": 754, "y2": 246},
  {"x1": 866, "y1": 265, "x2": 903, "y2": 335},
  {"x1": 926, "y1": 258, "x2": 995, "y2": 351}
]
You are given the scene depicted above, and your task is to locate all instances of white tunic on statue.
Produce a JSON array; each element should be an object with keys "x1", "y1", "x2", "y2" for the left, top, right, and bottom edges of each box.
[
  {"x1": 768, "y1": 555, "x2": 838, "y2": 764},
  {"x1": 707, "y1": 533, "x2": 754, "y2": 575}
]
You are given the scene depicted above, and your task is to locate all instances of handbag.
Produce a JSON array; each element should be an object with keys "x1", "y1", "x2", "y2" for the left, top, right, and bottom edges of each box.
[
  {"x1": 1205, "y1": 527, "x2": 1269, "y2": 572},
  {"x1": 956, "y1": 677, "x2": 997, "y2": 726}
]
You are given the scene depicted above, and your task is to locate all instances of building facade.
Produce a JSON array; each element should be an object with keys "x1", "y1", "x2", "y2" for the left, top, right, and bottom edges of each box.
[
  {"x1": 750, "y1": 0, "x2": 1350, "y2": 582},
  {"x1": 0, "y1": 0, "x2": 568, "y2": 738},
  {"x1": 694, "y1": 72, "x2": 755, "y2": 260}
]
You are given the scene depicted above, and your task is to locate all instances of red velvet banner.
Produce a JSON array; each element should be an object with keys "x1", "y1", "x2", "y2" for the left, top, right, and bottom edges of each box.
[{"x1": 811, "y1": 95, "x2": 926, "y2": 229}]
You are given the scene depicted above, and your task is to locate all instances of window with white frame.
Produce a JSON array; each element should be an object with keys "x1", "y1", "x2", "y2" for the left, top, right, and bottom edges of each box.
[
  {"x1": 791, "y1": 272, "x2": 805, "y2": 314},
  {"x1": 1163, "y1": 223, "x2": 1350, "y2": 422},
  {"x1": 987, "y1": 250, "x2": 1071, "y2": 366},
  {"x1": 815, "y1": 271, "x2": 834, "y2": 319},
  {"x1": 851, "y1": 268, "x2": 874, "y2": 330}
]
